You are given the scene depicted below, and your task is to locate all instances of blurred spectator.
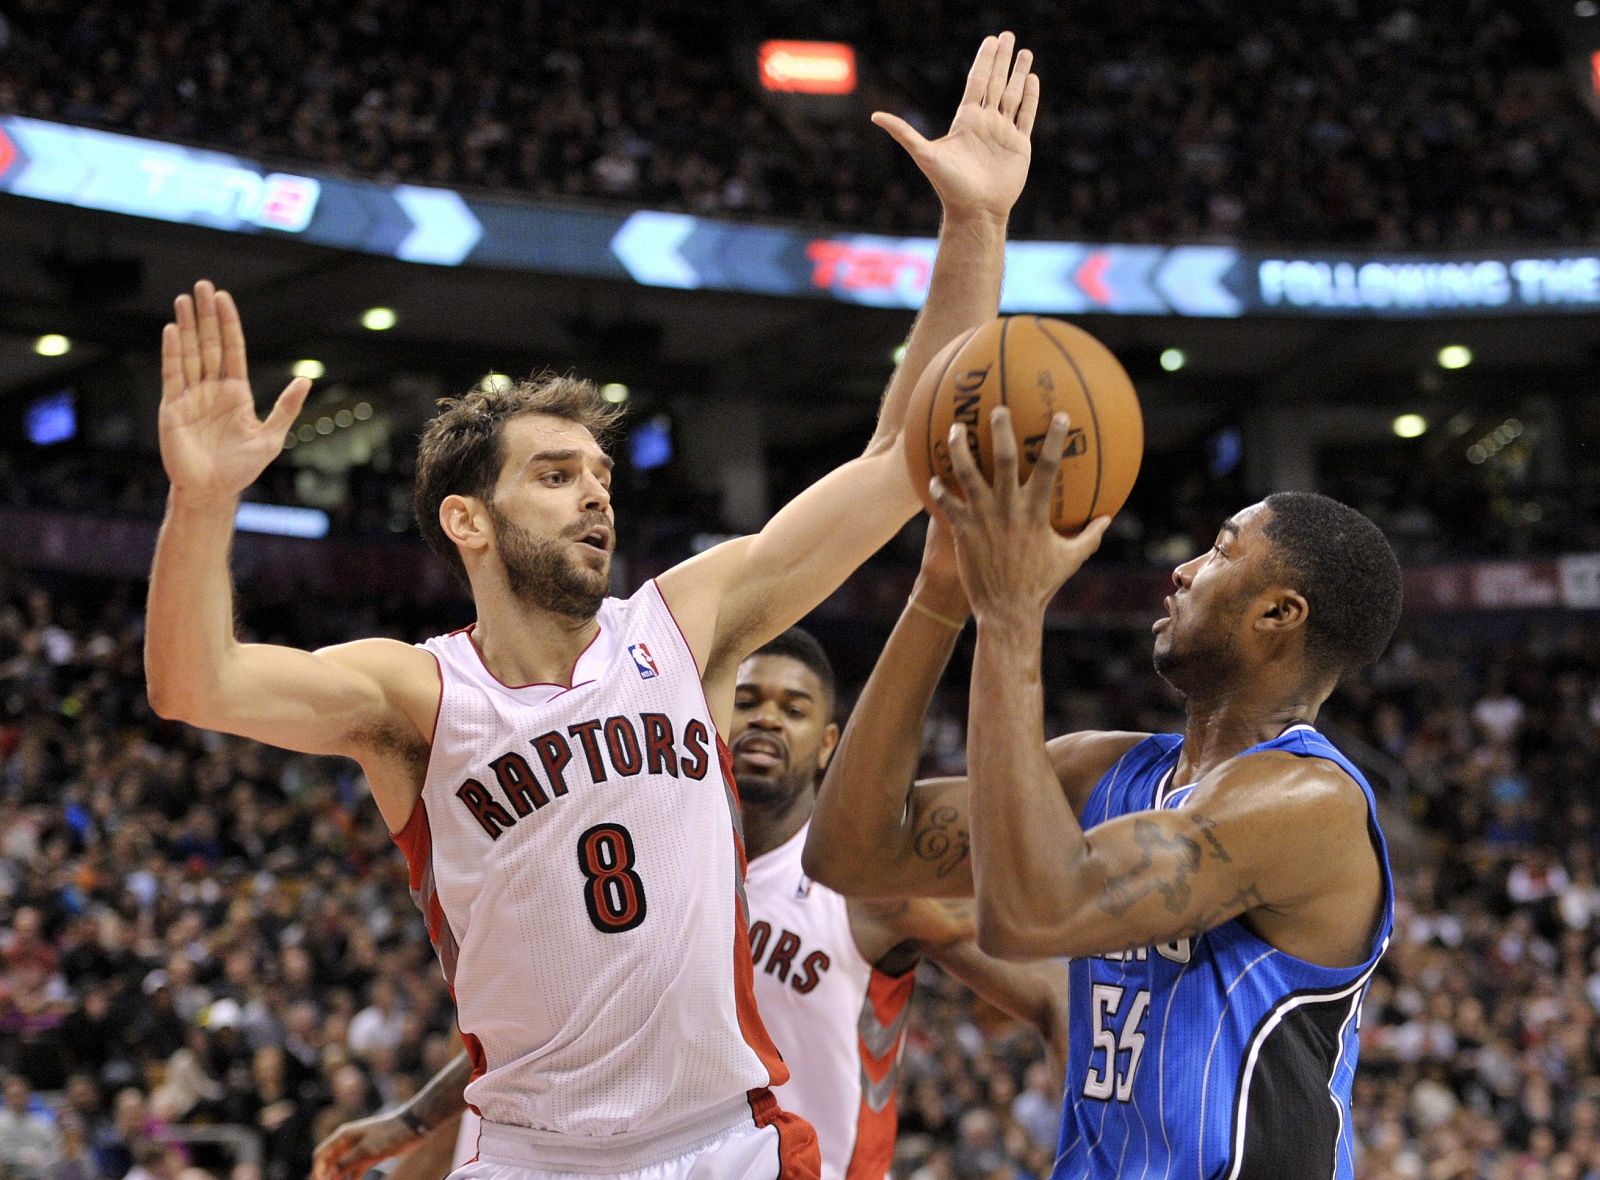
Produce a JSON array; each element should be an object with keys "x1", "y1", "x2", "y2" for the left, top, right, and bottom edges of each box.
[
  {"x1": 3, "y1": 1, "x2": 1598, "y2": 247},
  {"x1": 0, "y1": 1073, "x2": 62, "y2": 1178}
]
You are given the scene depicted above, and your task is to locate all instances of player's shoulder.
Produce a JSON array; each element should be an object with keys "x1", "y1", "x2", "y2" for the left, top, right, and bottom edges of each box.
[
  {"x1": 315, "y1": 635, "x2": 436, "y2": 677},
  {"x1": 1046, "y1": 730, "x2": 1158, "y2": 816},
  {"x1": 314, "y1": 637, "x2": 441, "y2": 727},
  {"x1": 1198, "y1": 745, "x2": 1369, "y2": 825},
  {"x1": 1046, "y1": 729, "x2": 1156, "y2": 781}
]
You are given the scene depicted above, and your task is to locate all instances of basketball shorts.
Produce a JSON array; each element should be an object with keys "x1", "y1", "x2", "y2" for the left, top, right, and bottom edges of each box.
[{"x1": 447, "y1": 1109, "x2": 819, "y2": 1180}]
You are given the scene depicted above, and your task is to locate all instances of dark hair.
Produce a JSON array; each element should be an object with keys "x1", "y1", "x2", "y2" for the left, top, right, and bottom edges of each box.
[
  {"x1": 413, "y1": 373, "x2": 624, "y2": 585},
  {"x1": 1261, "y1": 492, "x2": 1402, "y2": 680},
  {"x1": 752, "y1": 627, "x2": 836, "y2": 708}
]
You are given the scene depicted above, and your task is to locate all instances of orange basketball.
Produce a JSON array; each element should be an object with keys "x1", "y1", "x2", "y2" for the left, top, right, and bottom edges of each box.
[{"x1": 903, "y1": 315, "x2": 1144, "y2": 533}]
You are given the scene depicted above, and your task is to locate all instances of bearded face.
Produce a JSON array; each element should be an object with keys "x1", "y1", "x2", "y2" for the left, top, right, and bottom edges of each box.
[{"x1": 487, "y1": 500, "x2": 609, "y2": 620}]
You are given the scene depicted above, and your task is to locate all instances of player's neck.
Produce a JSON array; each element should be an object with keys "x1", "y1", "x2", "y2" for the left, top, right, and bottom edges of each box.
[
  {"x1": 1176, "y1": 694, "x2": 1319, "y2": 783},
  {"x1": 470, "y1": 597, "x2": 601, "y2": 689},
  {"x1": 742, "y1": 791, "x2": 814, "y2": 862}
]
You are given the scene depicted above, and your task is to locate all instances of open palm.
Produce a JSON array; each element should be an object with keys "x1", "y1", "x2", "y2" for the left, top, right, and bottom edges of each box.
[
  {"x1": 159, "y1": 281, "x2": 310, "y2": 503},
  {"x1": 874, "y1": 32, "x2": 1039, "y2": 220}
]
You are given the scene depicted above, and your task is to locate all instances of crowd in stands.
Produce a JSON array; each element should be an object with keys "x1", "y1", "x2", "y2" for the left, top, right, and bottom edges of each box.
[
  {"x1": 6, "y1": 0, "x2": 1600, "y2": 246},
  {"x1": 3, "y1": 554, "x2": 1600, "y2": 1179}
]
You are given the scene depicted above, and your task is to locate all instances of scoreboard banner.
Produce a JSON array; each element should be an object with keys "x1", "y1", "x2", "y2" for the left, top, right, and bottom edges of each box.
[{"x1": 4, "y1": 115, "x2": 1599, "y2": 318}]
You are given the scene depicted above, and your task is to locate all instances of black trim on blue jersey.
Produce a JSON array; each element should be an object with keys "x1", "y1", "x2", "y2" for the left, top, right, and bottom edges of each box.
[{"x1": 1224, "y1": 979, "x2": 1366, "y2": 1180}]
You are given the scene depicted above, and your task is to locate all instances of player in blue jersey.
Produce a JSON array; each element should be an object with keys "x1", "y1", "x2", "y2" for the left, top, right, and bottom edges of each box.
[{"x1": 807, "y1": 411, "x2": 1402, "y2": 1180}]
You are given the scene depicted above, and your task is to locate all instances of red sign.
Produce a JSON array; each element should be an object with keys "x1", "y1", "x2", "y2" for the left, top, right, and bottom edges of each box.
[
  {"x1": 806, "y1": 241, "x2": 930, "y2": 292},
  {"x1": 1593, "y1": 50, "x2": 1600, "y2": 96},
  {"x1": 759, "y1": 41, "x2": 857, "y2": 95}
]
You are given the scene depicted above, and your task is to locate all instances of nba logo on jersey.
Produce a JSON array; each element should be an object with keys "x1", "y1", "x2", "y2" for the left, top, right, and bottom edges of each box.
[
  {"x1": 794, "y1": 874, "x2": 814, "y2": 900},
  {"x1": 628, "y1": 643, "x2": 660, "y2": 680}
]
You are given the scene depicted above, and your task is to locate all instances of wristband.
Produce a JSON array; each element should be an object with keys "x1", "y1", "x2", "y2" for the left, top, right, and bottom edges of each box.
[
  {"x1": 908, "y1": 598, "x2": 965, "y2": 631},
  {"x1": 399, "y1": 1109, "x2": 430, "y2": 1138}
]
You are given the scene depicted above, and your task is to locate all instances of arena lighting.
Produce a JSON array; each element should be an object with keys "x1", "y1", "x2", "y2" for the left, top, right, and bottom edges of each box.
[
  {"x1": 1437, "y1": 345, "x2": 1473, "y2": 370},
  {"x1": 479, "y1": 372, "x2": 512, "y2": 393},
  {"x1": 292, "y1": 359, "x2": 325, "y2": 379},
  {"x1": 758, "y1": 41, "x2": 857, "y2": 95},
  {"x1": 1392, "y1": 414, "x2": 1428, "y2": 439},
  {"x1": 34, "y1": 334, "x2": 71, "y2": 357},
  {"x1": 892, "y1": 342, "x2": 909, "y2": 365},
  {"x1": 234, "y1": 502, "x2": 330, "y2": 539},
  {"x1": 601, "y1": 383, "x2": 630, "y2": 404},
  {"x1": 361, "y1": 307, "x2": 397, "y2": 331},
  {"x1": 1159, "y1": 348, "x2": 1187, "y2": 372}
]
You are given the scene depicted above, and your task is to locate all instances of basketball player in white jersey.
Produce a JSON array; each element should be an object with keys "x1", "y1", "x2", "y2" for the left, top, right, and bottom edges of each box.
[
  {"x1": 145, "y1": 32, "x2": 1041, "y2": 1180},
  {"x1": 313, "y1": 629, "x2": 1068, "y2": 1180}
]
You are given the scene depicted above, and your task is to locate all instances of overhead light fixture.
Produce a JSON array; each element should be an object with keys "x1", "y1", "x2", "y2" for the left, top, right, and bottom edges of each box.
[
  {"x1": 361, "y1": 307, "x2": 397, "y2": 331},
  {"x1": 34, "y1": 334, "x2": 71, "y2": 357},
  {"x1": 1392, "y1": 414, "x2": 1428, "y2": 439},
  {"x1": 1437, "y1": 345, "x2": 1472, "y2": 370},
  {"x1": 479, "y1": 372, "x2": 512, "y2": 393},
  {"x1": 601, "y1": 383, "x2": 630, "y2": 404},
  {"x1": 892, "y1": 342, "x2": 909, "y2": 365},
  {"x1": 292, "y1": 359, "x2": 325, "y2": 380},
  {"x1": 1159, "y1": 348, "x2": 1186, "y2": 372},
  {"x1": 353, "y1": 402, "x2": 373, "y2": 420}
]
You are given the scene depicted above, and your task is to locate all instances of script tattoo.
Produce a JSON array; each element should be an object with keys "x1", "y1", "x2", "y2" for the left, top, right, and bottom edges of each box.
[
  {"x1": 912, "y1": 806, "x2": 971, "y2": 878},
  {"x1": 1191, "y1": 812, "x2": 1232, "y2": 863},
  {"x1": 1098, "y1": 819, "x2": 1204, "y2": 917}
]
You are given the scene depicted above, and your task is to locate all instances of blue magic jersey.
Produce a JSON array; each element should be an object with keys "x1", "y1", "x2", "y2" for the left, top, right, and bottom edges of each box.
[{"x1": 1053, "y1": 724, "x2": 1393, "y2": 1180}]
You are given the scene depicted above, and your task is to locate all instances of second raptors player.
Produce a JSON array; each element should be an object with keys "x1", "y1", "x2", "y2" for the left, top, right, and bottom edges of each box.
[
  {"x1": 145, "y1": 32, "x2": 1041, "y2": 1180},
  {"x1": 314, "y1": 629, "x2": 1068, "y2": 1180}
]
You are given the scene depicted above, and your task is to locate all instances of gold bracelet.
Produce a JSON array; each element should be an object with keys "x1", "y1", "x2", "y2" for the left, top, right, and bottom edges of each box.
[{"x1": 908, "y1": 597, "x2": 965, "y2": 631}]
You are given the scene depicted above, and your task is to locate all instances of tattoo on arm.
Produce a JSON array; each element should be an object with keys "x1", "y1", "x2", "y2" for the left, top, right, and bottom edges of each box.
[
  {"x1": 1178, "y1": 883, "x2": 1267, "y2": 942},
  {"x1": 1191, "y1": 813, "x2": 1232, "y2": 863},
  {"x1": 912, "y1": 806, "x2": 971, "y2": 878},
  {"x1": 1097, "y1": 819, "x2": 1203, "y2": 916}
]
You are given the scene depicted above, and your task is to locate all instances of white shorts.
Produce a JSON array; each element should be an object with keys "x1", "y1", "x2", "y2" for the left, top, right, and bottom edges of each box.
[{"x1": 448, "y1": 1104, "x2": 819, "y2": 1180}]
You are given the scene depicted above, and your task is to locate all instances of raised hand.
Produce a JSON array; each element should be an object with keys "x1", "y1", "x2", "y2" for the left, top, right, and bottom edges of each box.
[
  {"x1": 931, "y1": 408, "x2": 1111, "y2": 620},
  {"x1": 872, "y1": 32, "x2": 1039, "y2": 221},
  {"x1": 159, "y1": 280, "x2": 311, "y2": 505}
]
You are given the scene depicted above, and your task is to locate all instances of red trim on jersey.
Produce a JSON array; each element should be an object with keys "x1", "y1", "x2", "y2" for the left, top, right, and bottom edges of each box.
[
  {"x1": 748, "y1": 1087, "x2": 822, "y2": 1180},
  {"x1": 843, "y1": 968, "x2": 915, "y2": 1180},
  {"x1": 650, "y1": 577, "x2": 706, "y2": 679},
  {"x1": 391, "y1": 803, "x2": 454, "y2": 984},
  {"x1": 461, "y1": 1030, "x2": 488, "y2": 1117},
  {"x1": 462, "y1": 621, "x2": 603, "y2": 690}
]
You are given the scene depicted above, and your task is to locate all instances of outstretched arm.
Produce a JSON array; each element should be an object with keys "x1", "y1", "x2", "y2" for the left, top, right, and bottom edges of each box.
[
  {"x1": 145, "y1": 282, "x2": 433, "y2": 828},
  {"x1": 853, "y1": 898, "x2": 1069, "y2": 1092},
  {"x1": 659, "y1": 34, "x2": 1040, "y2": 690},
  {"x1": 926, "y1": 943, "x2": 1071, "y2": 1092},
  {"x1": 806, "y1": 514, "x2": 975, "y2": 896}
]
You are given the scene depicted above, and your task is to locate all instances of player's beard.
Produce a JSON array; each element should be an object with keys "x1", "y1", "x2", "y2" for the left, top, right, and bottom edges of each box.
[
  {"x1": 1152, "y1": 605, "x2": 1244, "y2": 692},
  {"x1": 488, "y1": 503, "x2": 608, "y2": 621}
]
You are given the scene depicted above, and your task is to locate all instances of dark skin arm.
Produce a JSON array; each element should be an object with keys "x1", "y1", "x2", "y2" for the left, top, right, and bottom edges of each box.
[
  {"x1": 937, "y1": 410, "x2": 1382, "y2": 964},
  {"x1": 849, "y1": 899, "x2": 1070, "y2": 1093},
  {"x1": 806, "y1": 513, "x2": 1142, "y2": 899}
]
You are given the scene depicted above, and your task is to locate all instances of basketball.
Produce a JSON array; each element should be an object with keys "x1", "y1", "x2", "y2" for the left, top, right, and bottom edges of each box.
[{"x1": 903, "y1": 315, "x2": 1144, "y2": 533}]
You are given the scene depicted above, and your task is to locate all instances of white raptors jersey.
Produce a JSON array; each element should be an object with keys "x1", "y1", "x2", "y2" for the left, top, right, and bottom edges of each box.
[
  {"x1": 746, "y1": 824, "x2": 913, "y2": 1180},
  {"x1": 394, "y1": 581, "x2": 789, "y2": 1170}
]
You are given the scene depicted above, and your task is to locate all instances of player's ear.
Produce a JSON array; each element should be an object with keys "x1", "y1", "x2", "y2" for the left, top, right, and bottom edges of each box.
[
  {"x1": 815, "y1": 722, "x2": 841, "y2": 772},
  {"x1": 440, "y1": 495, "x2": 492, "y2": 555},
  {"x1": 1256, "y1": 589, "x2": 1309, "y2": 636}
]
